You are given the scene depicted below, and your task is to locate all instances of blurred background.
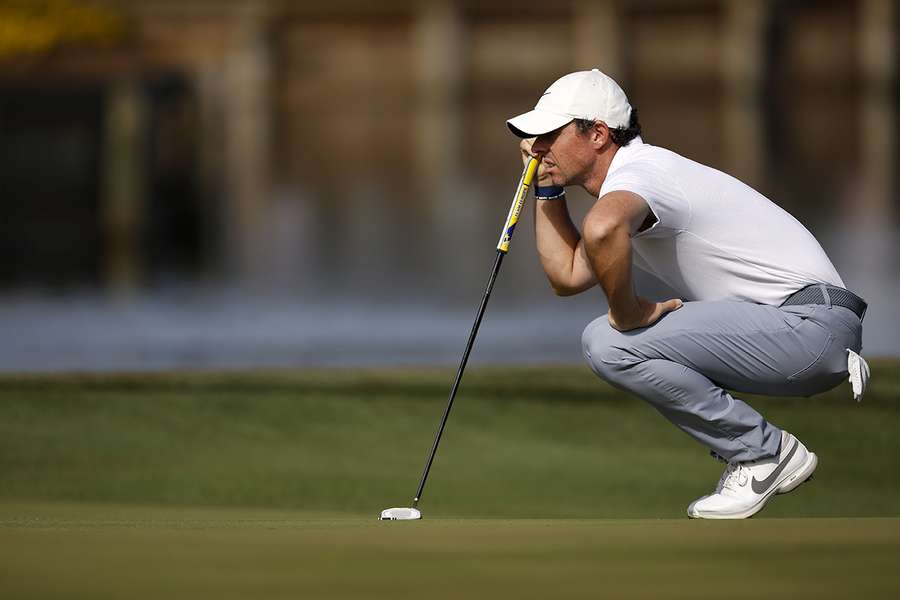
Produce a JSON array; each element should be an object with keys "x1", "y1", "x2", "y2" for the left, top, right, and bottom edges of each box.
[{"x1": 0, "y1": 0, "x2": 896, "y2": 371}]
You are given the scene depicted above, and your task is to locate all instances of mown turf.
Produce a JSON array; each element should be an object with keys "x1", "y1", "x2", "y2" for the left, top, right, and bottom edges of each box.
[
  {"x1": 1, "y1": 364, "x2": 899, "y2": 517},
  {"x1": 2, "y1": 503, "x2": 899, "y2": 599},
  {"x1": 1, "y1": 365, "x2": 899, "y2": 598}
]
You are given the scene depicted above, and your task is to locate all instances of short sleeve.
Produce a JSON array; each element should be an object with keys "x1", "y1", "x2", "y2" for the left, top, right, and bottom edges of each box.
[{"x1": 598, "y1": 163, "x2": 691, "y2": 237}]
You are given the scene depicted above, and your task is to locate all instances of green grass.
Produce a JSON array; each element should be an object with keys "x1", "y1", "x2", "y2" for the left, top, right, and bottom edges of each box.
[
  {"x1": 1, "y1": 364, "x2": 899, "y2": 598},
  {"x1": 1, "y1": 364, "x2": 899, "y2": 517},
  {"x1": 2, "y1": 503, "x2": 899, "y2": 599}
]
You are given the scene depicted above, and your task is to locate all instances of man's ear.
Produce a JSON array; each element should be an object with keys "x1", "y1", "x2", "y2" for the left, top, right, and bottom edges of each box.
[{"x1": 592, "y1": 121, "x2": 610, "y2": 148}]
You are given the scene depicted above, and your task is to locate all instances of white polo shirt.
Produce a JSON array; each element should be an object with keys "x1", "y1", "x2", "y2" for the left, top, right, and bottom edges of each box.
[{"x1": 598, "y1": 137, "x2": 844, "y2": 306}]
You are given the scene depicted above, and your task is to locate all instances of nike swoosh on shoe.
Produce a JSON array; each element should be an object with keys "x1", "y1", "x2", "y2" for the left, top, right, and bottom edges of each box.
[{"x1": 751, "y1": 439, "x2": 798, "y2": 494}]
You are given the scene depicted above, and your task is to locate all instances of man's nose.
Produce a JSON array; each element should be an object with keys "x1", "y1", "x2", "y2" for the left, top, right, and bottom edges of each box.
[{"x1": 531, "y1": 137, "x2": 549, "y2": 156}]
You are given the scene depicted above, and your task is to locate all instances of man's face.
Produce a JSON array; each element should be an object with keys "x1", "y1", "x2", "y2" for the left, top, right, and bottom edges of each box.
[{"x1": 530, "y1": 122, "x2": 596, "y2": 187}]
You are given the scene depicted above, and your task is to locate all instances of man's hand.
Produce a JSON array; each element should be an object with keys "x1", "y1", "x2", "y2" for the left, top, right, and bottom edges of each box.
[
  {"x1": 519, "y1": 138, "x2": 554, "y2": 187},
  {"x1": 608, "y1": 296, "x2": 683, "y2": 331}
]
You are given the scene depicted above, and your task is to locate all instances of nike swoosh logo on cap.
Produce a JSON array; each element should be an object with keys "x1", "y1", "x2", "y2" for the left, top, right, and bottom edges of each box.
[{"x1": 751, "y1": 439, "x2": 798, "y2": 494}]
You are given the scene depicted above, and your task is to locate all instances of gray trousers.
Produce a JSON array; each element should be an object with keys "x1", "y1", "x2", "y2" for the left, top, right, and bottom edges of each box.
[{"x1": 581, "y1": 299, "x2": 863, "y2": 462}]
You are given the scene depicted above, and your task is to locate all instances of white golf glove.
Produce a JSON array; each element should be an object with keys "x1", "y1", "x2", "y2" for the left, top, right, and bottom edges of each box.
[{"x1": 847, "y1": 349, "x2": 870, "y2": 402}]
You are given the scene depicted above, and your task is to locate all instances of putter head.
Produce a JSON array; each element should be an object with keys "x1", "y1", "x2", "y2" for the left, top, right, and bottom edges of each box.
[{"x1": 380, "y1": 507, "x2": 422, "y2": 521}]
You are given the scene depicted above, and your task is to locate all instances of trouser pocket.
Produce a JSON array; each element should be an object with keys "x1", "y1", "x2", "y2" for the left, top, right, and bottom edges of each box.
[
  {"x1": 786, "y1": 305, "x2": 858, "y2": 394},
  {"x1": 787, "y1": 328, "x2": 835, "y2": 381}
]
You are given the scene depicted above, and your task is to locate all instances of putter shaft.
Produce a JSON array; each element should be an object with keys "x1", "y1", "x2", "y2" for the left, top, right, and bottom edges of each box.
[
  {"x1": 411, "y1": 158, "x2": 538, "y2": 508},
  {"x1": 413, "y1": 250, "x2": 505, "y2": 506}
]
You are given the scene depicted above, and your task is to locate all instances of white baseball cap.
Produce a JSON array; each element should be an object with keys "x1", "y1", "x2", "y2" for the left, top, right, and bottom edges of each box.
[{"x1": 506, "y1": 69, "x2": 632, "y2": 138}]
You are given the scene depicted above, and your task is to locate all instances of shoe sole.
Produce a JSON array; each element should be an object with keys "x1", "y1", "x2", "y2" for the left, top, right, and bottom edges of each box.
[{"x1": 687, "y1": 451, "x2": 818, "y2": 520}]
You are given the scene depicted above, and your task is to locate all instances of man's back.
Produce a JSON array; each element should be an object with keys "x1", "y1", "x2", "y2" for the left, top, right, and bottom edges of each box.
[{"x1": 599, "y1": 138, "x2": 844, "y2": 305}]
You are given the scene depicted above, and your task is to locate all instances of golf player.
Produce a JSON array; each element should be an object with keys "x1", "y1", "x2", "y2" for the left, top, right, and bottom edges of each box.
[{"x1": 507, "y1": 69, "x2": 870, "y2": 519}]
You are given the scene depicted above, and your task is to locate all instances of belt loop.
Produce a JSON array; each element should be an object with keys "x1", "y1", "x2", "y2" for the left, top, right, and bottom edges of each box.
[{"x1": 819, "y1": 284, "x2": 832, "y2": 308}]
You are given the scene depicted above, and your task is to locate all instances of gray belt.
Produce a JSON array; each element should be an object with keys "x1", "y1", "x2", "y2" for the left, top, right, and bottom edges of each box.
[{"x1": 781, "y1": 284, "x2": 867, "y2": 321}]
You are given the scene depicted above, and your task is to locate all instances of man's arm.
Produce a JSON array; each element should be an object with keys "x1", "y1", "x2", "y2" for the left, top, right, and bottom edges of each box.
[
  {"x1": 522, "y1": 140, "x2": 597, "y2": 295},
  {"x1": 534, "y1": 199, "x2": 597, "y2": 296},
  {"x1": 582, "y1": 191, "x2": 682, "y2": 331}
]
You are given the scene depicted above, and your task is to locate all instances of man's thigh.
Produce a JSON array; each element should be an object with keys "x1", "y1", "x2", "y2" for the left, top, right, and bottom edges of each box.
[{"x1": 582, "y1": 301, "x2": 850, "y2": 396}]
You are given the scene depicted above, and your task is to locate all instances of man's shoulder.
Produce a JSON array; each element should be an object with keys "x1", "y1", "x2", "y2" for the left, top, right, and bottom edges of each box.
[
  {"x1": 604, "y1": 143, "x2": 681, "y2": 190},
  {"x1": 610, "y1": 140, "x2": 685, "y2": 175},
  {"x1": 599, "y1": 143, "x2": 692, "y2": 230}
]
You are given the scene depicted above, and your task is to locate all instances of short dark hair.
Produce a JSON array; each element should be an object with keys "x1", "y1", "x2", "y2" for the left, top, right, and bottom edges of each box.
[{"x1": 574, "y1": 107, "x2": 641, "y2": 146}]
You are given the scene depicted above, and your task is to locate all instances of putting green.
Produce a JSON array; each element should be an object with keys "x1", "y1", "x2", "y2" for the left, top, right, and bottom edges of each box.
[
  {"x1": 2, "y1": 502, "x2": 899, "y2": 599},
  {"x1": 1, "y1": 367, "x2": 898, "y2": 597}
]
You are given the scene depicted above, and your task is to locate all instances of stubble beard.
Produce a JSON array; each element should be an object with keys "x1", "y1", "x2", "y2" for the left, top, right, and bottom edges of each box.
[{"x1": 546, "y1": 149, "x2": 584, "y2": 189}]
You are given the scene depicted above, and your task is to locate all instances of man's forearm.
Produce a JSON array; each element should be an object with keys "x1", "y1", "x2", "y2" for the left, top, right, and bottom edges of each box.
[
  {"x1": 534, "y1": 198, "x2": 583, "y2": 294},
  {"x1": 583, "y1": 222, "x2": 643, "y2": 327}
]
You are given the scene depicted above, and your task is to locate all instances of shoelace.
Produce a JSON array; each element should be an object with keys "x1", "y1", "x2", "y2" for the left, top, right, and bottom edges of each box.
[{"x1": 720, "y1": 462, "x2": 748, "y2": 492}]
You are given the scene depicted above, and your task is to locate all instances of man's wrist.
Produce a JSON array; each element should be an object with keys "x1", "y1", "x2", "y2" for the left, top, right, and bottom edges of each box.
[
  {"x1": 607, "y1": 297, "x2": 652, "y2": 332},
  {"x1": 535, "y1": 185, "x2": 565, "y2": 200}
]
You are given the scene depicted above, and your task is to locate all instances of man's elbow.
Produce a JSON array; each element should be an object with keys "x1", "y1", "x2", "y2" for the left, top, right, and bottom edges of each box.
[
  {"x1": 551, "y1": 282, "x2": 579, "y2": 297},
  {"x1": 548, "y1": 277, "x2": 590, "y2": 297},
  {"x1": 582, "y1": 216, "x2": 629, "y2": 250}
]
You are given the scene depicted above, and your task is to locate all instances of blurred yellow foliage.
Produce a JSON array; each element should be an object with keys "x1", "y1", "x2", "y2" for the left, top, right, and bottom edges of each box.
[{"x1": 0, "y1": 0, "x2": 125, "y2": 59}]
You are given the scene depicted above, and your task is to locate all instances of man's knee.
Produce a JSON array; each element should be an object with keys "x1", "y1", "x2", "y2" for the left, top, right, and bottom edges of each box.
[{"x1": 581, "y1": 316, "x2": 635, "y2": 382}]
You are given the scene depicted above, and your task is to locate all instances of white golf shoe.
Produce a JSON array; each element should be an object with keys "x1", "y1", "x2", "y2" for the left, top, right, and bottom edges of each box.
[{"x1": 687, "y1": 431, "x2": 817, "y2": 519}]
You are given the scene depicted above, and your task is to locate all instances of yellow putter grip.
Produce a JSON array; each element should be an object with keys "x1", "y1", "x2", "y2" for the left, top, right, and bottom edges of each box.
[{"x1": 496, "y1": 157, "x2": 539, "y2": 253}]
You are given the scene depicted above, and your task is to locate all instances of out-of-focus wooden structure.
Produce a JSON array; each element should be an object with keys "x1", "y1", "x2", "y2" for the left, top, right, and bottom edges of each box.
[{"x1": 0, "y1": 0, "x2": 895, "y2": 292}]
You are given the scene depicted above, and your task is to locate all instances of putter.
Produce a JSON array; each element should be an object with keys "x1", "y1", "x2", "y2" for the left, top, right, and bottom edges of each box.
[{"x1": 381, "y1": 157, "x2": 539, "y2": 521}]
